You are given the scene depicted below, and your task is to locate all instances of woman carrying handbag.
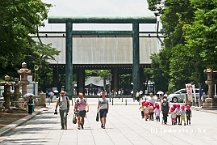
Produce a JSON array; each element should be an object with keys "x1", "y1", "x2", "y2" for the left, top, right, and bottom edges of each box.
[{"x1": 97, "y1": 91, "x2": 109, "y2": 129}]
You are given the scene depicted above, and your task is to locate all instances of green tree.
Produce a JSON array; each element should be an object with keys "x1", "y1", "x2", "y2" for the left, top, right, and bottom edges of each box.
[
  {"x1": 149, "y1": 53, "x2": 169, "y2": 92},
  {"x1": 0, "y1": 0, "x2": 51, "y2": 76},
  {"x1": 184, "y1": 0, "x2": 217, "y2": 69},
  {"x1": 0, "y1": 0, "x2": 61, "y2": 91},
  {"x1": 147, "y1": 0, "x2": 216, "y2": 92}
]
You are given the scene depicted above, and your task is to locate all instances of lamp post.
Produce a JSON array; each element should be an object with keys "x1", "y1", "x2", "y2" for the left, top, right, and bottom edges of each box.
[{"x1": 153, "y1": 1, "x2": 165, "y2": 46}]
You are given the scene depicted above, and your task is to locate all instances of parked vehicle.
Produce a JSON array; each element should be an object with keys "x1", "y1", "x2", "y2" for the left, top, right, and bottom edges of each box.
[{"x1": 167, "y1": 88, "x2": 204, "y2": 103}]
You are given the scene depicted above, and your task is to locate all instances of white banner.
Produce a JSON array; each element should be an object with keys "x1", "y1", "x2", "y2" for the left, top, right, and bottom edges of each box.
[{"x1": 186, "y1": 84, "x2": 192, "y2": 102}]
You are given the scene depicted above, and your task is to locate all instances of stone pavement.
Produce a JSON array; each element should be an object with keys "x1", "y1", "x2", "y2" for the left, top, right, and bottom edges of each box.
[{"x1": 0, "y1": 98, "x2": 217, "y2": 145}]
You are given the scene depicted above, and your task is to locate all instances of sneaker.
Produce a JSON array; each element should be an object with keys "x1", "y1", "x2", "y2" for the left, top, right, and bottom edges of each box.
[
  {"x1": 77, "y1": 126, "x2": 80, "y2": 130},
  {"x1": 81, "y1": 124, "x2": 84, "y2": 129},
  {"x1": 101, "y1": 124, "x2": 104, "y2": 128},
  {"x1": 103, "y1": 126, "x2": 105, "y2": 129}
]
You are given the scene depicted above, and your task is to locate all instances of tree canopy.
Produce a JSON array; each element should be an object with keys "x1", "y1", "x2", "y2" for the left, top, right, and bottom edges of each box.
[
  {"x1": 0, "y1": 0, "x2": 59, "y2": 90},
  {"x1": 147, "y1": 0, "x2": 217, "y2": 92}
]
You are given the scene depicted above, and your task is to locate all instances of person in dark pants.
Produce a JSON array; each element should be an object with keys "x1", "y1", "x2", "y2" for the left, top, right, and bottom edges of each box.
[
  {"x1": 161, "y1": 97, "x2": 169, "y2": 124},
  {"x1": 55, "y1": 91, "x2": 70, "y2": 130},
  {"x1": 28, "y1": 95, "x2": 34, "y2": 114},
  {"x1": 97, "y1": 91, "x2": 109, "y2": 129},
  {"x1": 186, "y1": 104, "x2": 192, "y2": 125}
]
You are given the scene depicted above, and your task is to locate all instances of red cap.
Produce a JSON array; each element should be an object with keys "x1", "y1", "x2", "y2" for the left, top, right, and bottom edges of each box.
[
  {"x1": 176, "y1": 104, "x2": 180, "y2": 109},
  {"x1": 181, "y1": 105, "x2": 185, "y2": 110},
  {"x1": 186, "y1": 105, "x2": 190, "y2": 110},
  {"x1": 170, "y1": 107, "x2": 175, "y2": 112},
  {"x1": 141, "y1": 101, "x2": 146, "y2": 107},
  {"x1": 144, "y1": 102, "x2": 149, "y2": 106}
]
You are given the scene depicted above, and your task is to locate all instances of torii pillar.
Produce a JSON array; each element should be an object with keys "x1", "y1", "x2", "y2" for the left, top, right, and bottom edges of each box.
[{"x1": 132, "y1": 22, "x2": 140, "y2": 98}]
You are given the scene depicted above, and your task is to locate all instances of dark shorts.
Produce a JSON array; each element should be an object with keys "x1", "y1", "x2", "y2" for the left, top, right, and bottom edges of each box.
[
  {"x1": 99, "y1": 109, "x2": 108, "y2": 118},
  {"x1": 78, "y1": 110, "x2": 86, "y2": 118}
]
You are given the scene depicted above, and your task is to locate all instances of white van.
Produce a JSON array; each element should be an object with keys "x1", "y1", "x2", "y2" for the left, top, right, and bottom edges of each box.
[{"x1": 167, "y1": 88, "x2": 204, "y2": 103}]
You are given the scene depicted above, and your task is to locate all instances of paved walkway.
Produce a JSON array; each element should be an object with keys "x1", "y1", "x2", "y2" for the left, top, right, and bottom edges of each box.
[{"x1": 0, "y1": 99, "x2": 217, "y2": 145}]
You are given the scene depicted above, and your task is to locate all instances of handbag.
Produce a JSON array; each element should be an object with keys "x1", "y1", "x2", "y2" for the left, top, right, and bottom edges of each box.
[
  {"x1": 73, "y1": 114, "x2": 77, "y2": 124},
  {"x1": 96, "y1": 112, "x2": 99, "y2": 122}
]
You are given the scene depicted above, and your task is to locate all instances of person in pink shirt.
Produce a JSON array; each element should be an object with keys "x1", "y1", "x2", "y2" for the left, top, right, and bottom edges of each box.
[{"x1": 74, "y1": 92, "x2": 89, "y2": 129}]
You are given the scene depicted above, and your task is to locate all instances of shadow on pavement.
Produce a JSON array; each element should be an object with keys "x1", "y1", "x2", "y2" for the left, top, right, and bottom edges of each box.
[{"x1": 1, "y1": 138, "x2": 48, "y2": 145}]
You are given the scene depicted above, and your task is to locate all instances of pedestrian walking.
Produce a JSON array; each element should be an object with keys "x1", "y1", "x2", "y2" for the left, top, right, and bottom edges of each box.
[
  {"x1": 144, "y1": 102, "x2": 149, "y2": 121},
  {"x1": 149, "y1": 103, "x2": 154, "y2": 121},
  {"x1": 170, "y1": 107, "x2": 176, "y2": 125},
  {"x1": 55, "y1": 91, "x2": 70, "y2": 130},
  {"x1": 140, "y1": 101, "x2": 145, "y2": 119},
  {"x1": 180, "y1": 105, "x2": 186, "y2": 125},
  {"x1": 97, "y1": 91, "x2": 109, "y2": 129},
  {"x1": 154, "y1": 103, "x2": 160, "y2": 122},
  {"x1": 161, "y1": 97, "x2": 169, "y2": 124},
  {"x1": 186, "y1": 104, "x2": 192, "y2": 125},
  {"x1": 28, "y1": 95, "x2": 34, "y2": 114},
  {"x1": 74, "y1": 92, "x2": 89, "y2": 130},
  {"x1": 175, "y1": 104, "x2": 181, "y2": 125},
  {"x1": 48, "y1": 91, "x2": 54, "y2": 103}
]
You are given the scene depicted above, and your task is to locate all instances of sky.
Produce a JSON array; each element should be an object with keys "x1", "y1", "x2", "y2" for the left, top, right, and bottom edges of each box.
[{"x1": 40, "y1": 0, "x2": 157, "y2": 31}]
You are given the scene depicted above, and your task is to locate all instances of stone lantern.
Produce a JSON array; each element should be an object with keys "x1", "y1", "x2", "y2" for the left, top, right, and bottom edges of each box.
[
  {"x1": 1, "y1": 75, "x2": 13, "y2": 110},
  {"x1": 14, "y1": 78, "x2": 21, "y2": 107},
  {"x1": 203, "y1": 68, "x2": 217, "y2": 108},
  {"x1": 17, "y1": 62, "x2": 31, "y2": 96}
]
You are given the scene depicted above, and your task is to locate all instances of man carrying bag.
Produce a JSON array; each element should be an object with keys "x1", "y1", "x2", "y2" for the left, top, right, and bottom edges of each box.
[{"x1": 55, "y1": 91, "x2": 70, "y2": 130}]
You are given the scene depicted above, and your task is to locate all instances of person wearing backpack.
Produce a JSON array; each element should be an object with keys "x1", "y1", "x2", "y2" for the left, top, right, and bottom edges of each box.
[
  {"x1": 55, "y1": 91, "x2": 70, "y2": 130},
  {"x1": 74, "y1": 92, "x2": 89, "y2": 130},
  {"x1": 161, "y1": 96, "x2": 169, "y2": 125}
]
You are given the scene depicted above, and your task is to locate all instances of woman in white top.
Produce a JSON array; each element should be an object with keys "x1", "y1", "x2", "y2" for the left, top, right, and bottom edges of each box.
[{"x1": 97, "y1": 91, "x2": 109, "y2": 129}]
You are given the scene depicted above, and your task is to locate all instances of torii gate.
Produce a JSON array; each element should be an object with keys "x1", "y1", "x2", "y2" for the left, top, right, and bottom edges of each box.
[{"x1": 48, "y1": 17, "x2": 157, "y2": 98}]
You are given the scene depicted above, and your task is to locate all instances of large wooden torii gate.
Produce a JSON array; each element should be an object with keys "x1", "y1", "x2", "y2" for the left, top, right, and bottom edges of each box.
[{"x1": 48, "y1": 17, "x2": 157, "y2": 98}]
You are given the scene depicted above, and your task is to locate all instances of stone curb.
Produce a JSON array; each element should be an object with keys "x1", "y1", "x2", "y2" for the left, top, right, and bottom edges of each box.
[
  {"x1": 0, "y1": 108, "x2": 45, "y2": 136},
  {"x1": 191, "y1": 106, "x2": 217, "y2": 114}
]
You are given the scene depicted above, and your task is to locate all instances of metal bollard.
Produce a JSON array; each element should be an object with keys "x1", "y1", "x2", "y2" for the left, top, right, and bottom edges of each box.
[
  {"x1": 112, "y1": 98, "x2": 113, "y2": 105},
  {"x1": 125, "y1": 99, "x2": 127, "y2": 105},
  {"x1": 122, "y1": 96, "x2": 123, "y2": 102}
]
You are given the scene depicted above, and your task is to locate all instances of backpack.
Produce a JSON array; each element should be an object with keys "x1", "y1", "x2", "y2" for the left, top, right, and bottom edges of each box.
[{"x1": 58, "y1": 96, "x2": 69, "y2": 111}]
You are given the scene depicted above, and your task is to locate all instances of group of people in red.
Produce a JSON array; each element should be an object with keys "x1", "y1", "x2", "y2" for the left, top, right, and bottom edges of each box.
[{"x1": 139, "y1": 96, "x2": 192, "y2": 125}]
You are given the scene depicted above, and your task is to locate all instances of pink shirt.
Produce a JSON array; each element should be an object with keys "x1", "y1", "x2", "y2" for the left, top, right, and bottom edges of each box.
[
  {"x1": 155, "y1": 108, "x2": 160, "y2": 117},
  {"x1": 75, "y1": 98, "x2": 87, "y2": 111}
]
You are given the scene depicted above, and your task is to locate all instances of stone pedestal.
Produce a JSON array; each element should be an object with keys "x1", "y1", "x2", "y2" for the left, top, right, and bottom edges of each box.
[
  {"x1": 38, "y1": 93, "x2": 46, "y2": 107},
  {"x1": 202, "y1": 98, "x2": 217, "y2": 109},
  {"x1": 202, "y1": 68, "x2": 217, "y2": 109}
]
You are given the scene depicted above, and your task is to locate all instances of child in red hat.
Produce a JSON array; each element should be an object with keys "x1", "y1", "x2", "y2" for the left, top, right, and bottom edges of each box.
[
  {"x1": 175, "y1": 104, "x2": 181, "y2": 125},
  {"x1": 144, "y1": 102, "x2": 150, "y2": 121},
  {"x1": 186, "y1": 104, "x2": 192, "y2": 125},
  {"x1": 180, "y1": 105, "x2": 186, "y2": 125},
  {"x1": 154, "y1": 103, "x2": 161, "y2": 122},
  {"x1": 139, "y1": 101, "x2": 145, "y2": 119},
  {"x1": 149, "y1": 102, "x2": 155, "y2": 121},
  {"x1": 170, "y1": 107, "x2": 176, "y2": 125}
]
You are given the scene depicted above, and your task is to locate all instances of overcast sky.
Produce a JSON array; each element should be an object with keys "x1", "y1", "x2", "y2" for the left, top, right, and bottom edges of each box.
[{"x1": 40, "y1": 0, "x2": 157, "y2": 31}]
